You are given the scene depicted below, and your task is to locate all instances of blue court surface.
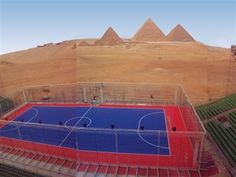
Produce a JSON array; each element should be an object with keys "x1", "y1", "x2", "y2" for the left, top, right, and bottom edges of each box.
[{"x1": 0, "y1": 105, "x2": 170, "y2": 155}]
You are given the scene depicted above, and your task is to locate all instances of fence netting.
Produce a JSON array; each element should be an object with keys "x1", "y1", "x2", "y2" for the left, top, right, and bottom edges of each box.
[{"x1": 0, "y1": 82, "x2": 206, "y2": 170}]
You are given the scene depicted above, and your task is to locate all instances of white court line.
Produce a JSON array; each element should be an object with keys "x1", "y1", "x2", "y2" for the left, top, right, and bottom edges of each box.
[
  {"x1": 25, "y1": 108, "x2": 39, "y2": 123},
  {"x1": 58, "y1": 106, "x2": 93, "y2": 146},
  {"x1": 137, "y1": 111, "x2": 169, "y2": 149},
  {"x1": 0, "y1": 108, "x2": 39, "y2": 132},
  {"x1": 64, "y1": 116, "x2": 92, "y2": 129},
  {"x1": 163, "y1": 109, "x2": 171, "y2": 156}
]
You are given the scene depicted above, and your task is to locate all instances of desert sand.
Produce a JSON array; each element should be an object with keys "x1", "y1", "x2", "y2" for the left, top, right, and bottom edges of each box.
[
  {"x1": 77, "y1": 41, "x2": 233, "y2": 104},
  {"x1": 0, "y1": 19, "x2": 235, "y2": 105},
  {"x1": 0, "y1": 40, "x2": 233, "y2": 105}
]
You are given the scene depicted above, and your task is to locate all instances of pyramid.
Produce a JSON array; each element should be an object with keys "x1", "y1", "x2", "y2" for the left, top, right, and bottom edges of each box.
[
  {"x1": 78, "y1": 41, "x2": 90, "y2": 46},
  {"x1": 132, "y1": 18, "x2": 166, "y2": 42},
  {"x1": 167, "y1": 24, "x2": 195, "y2": 42},
  {"x1": 94, "y1": 27, "x2": 123, "y2": 46}
]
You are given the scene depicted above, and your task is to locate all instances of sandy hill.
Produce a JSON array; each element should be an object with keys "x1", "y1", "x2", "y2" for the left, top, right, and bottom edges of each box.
[
  {"x1": 94, "y1": 27, "x2": 123, "y2": 46},
  {"x1": 133, "y1": 18, "x2": 166, "y2": 42},
  {"x1": 0, "y1": 40, "x2": 233, "y2": 104},
  {"x1": 78, "y1": 41, "x2": 90, "y2": 46},
  {"x1": 0, "y1": 41, "x2": 76, "y2": 64},
  {"x1": 77, "y1": 42, "x2": 232, "y2": 104},
  {"x1": 167, "y1": 24, "x2": 195, "y2": 41},
  {"x1": 0, "y1": 41, "x2": 77, "y2": 95}
]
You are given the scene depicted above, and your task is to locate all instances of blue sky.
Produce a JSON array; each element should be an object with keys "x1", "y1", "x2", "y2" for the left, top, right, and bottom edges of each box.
[{"x1": 0, "y1": 0, "x2": 235, "y2": 54}]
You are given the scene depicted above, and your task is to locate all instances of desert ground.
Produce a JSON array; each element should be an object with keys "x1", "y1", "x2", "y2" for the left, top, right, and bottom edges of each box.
[{"x1": 0, "y1": 40, "x2": 234, "y2": 105}]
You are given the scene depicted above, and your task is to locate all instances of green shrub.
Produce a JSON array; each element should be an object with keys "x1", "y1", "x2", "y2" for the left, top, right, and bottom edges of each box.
[{"x1": 0, "y1": 97, "x2": 14, "y2": 113}]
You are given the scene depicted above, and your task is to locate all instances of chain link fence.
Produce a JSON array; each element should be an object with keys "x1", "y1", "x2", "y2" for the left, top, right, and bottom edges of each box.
[{"x1": 0, "y1": 82, "x2": 206, "y2": 170}]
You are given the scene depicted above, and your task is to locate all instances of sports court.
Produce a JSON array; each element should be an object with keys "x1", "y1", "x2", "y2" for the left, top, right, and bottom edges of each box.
[
  {"x1": 0, "y1": 103, "x2": 197, "y2": 168},
  {"x1": 0, "y1": 83, "x2": 205, "y2": 169},
  {"x1": 1, "y1": 104, "x2": 170, "y2": 155}
]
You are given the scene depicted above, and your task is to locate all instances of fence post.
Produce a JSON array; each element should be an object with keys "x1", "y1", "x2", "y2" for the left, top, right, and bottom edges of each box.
[
  {"x1": 75, "y1": 129, "x2": 81, "y2": 164},
  {"x1": 174, "y1": 87, "x2": 178, "y2": 105},
  {"x1": 16, "y1": 122, "x2": 23, "y2": 140},
  {"x1": 115, "y1": 129, "x2": 119, "y2": 165},
  {"x1": 22, "y1": 89, "x2": 28, "y2": 104},
  {"x1": 83, "y1": 87, "x2": 87, "y2": 102},
  {"x1": 25, "y1": 89, "x2": 32, "y2": 103},
  {"x1": 197, "y1": 134, "x2": 205, "y2": 168},
  {"x1": 100, "y1": 83, "x2": 104, "y2": 104},
  {"x1": 157, "y1": 130, "x2": 160, "y2": 167},
  {"x1": 0, "y1": 98, "x2": 3, "y2": 117}
]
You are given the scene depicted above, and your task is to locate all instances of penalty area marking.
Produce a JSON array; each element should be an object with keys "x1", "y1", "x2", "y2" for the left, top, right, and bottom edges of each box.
[
  {"x1": 0, "y1": 108, "x2": 39, "y2": 132},
  {"x1": 137, "y1": 111, "x2": 169, "y2": 149}
]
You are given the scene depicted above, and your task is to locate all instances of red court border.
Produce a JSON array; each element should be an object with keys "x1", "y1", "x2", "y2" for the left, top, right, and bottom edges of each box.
[{"x1": 0, "y1": 103, "x2": 196, "y2": 169}]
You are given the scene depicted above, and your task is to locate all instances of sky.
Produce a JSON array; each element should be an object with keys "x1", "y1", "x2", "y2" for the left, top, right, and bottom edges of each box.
[{"x1": 0, "y1": 0, "x2": 235, "y2": 54}]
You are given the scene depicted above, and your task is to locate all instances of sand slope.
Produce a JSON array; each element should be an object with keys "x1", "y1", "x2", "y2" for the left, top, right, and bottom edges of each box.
[
  {"x1": 77, "y1": 42, "x2": 232, "y2": 104},
  {"x1": 0, "y1": 42, "x2": 76, "y2": 95},
  {"x1": 0, "y1": 40, "x2": 233, "y2": 104}
]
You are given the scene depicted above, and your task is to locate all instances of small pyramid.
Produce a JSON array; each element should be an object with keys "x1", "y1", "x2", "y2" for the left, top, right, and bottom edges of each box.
[
  {"x1": 94, "y1": 27, "x2": 123, "y2": 46},
  {"x1": 78, "y1": 41, "x2": 90, "y2": 46},
  {"x1": 167, "y1": 24, "x2": 195, "y2": 42},
  {"x1": 132, "y1": 18, "x2": 166, "y2": 42}
]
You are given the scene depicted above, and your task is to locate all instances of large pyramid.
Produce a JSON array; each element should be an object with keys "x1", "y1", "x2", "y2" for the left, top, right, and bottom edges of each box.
[
  {"x1": 132, "y1": 18, "x2": 166, "y2": 42},
  {"x1": 167, "y1": 24, "x2": 195, "y2": 42},
  {"x1": 94, "y1": 27, "x2": 123, "y2": 46}
]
